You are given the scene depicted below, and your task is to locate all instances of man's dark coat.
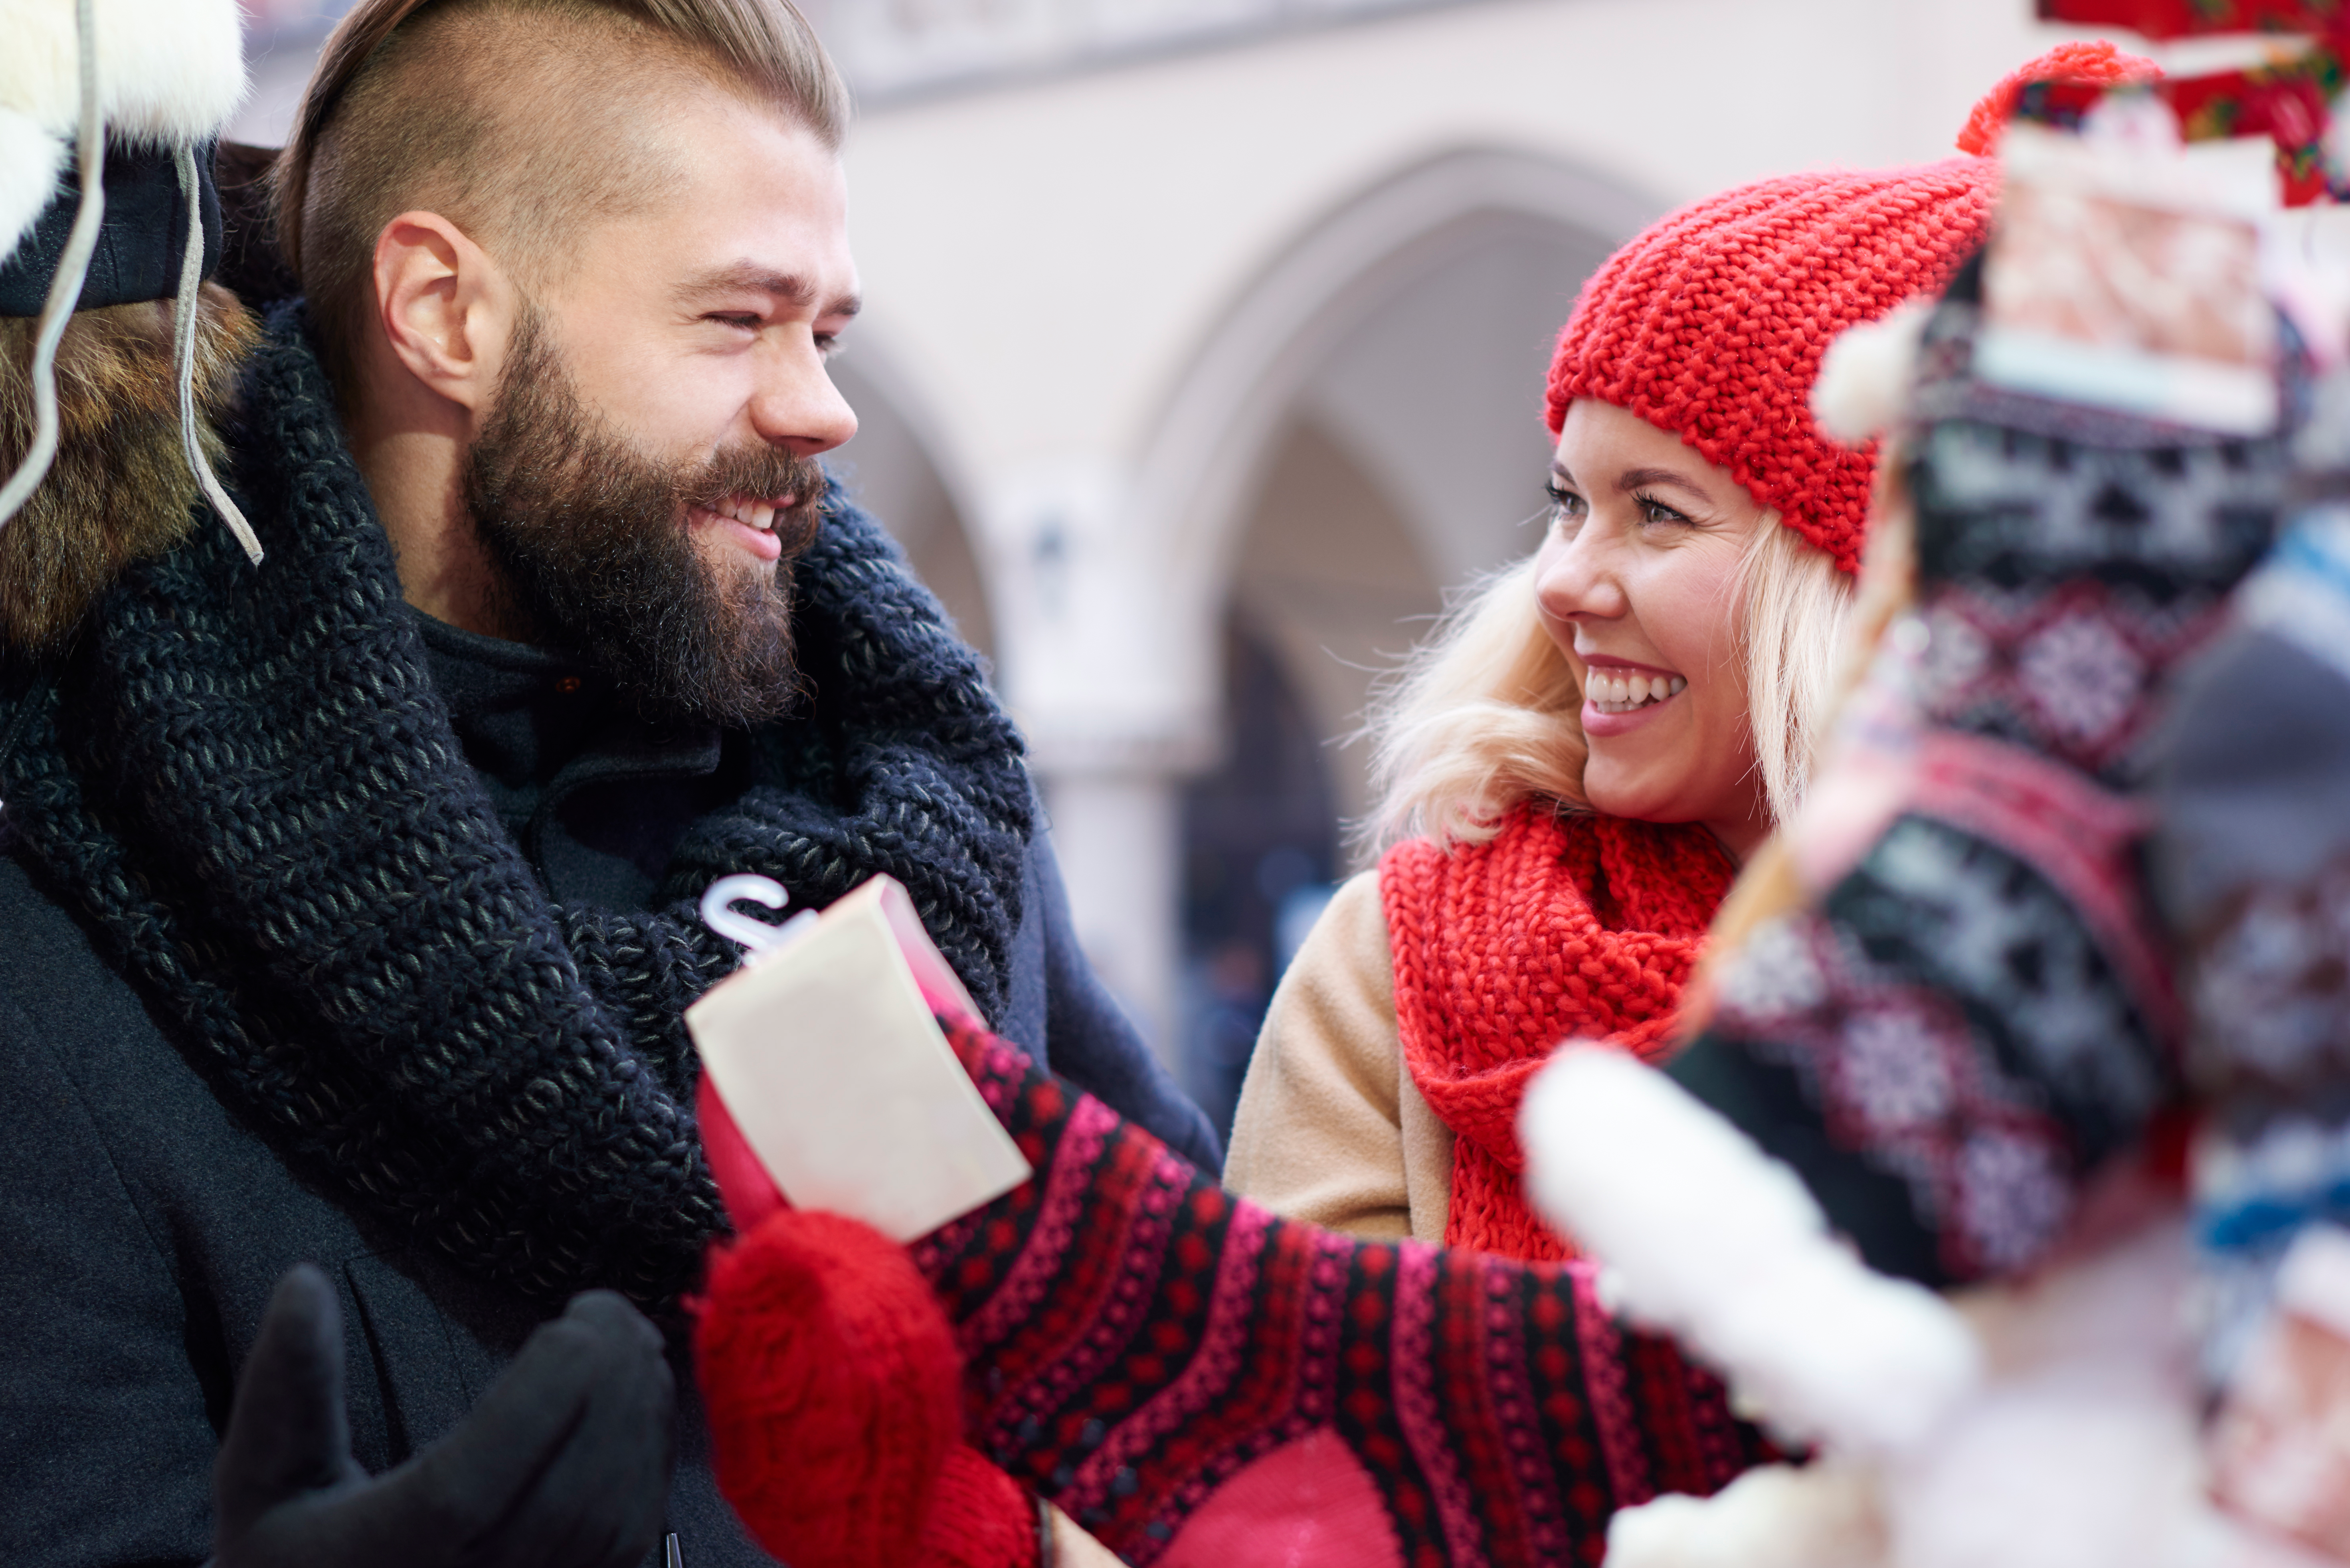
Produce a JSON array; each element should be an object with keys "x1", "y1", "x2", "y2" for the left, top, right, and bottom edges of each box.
[{"x1": 0, "y1": 313, "x2": 1215, "y2": 1566}]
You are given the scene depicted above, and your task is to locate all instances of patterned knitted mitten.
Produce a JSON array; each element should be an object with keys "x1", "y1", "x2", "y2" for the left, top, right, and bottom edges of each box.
[
  {"x1": 1666, "y1": 255, "x2": 2289, "y2": 1290},
  {"x1": 2155, "y1": 457, "x2": 2350, "y2": 1386},
  {"x1": 919, "y1": 1016, "x2": 1771, "y2": 1565},
  {"x1": 695, "y1": 1018, "x2": 1775, "y2": 1568}
]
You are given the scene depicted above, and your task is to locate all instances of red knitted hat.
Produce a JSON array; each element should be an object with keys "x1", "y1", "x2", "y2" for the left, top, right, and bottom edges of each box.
[{"x1": 1543, "y1": 44, "x2": 2155, "y2": 575}]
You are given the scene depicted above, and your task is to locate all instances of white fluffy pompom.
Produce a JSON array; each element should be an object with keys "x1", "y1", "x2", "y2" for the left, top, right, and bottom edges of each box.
[
  {"x1": 1812, "y1": 300, "x2": 1933, "y2": 447},
  {"x1": 1521, "y1": 1047, "x2": 1982, "y2": 1453},
  {"x1": 1607, "y1": 1463, "x2": 1886, "y2": 1568}
]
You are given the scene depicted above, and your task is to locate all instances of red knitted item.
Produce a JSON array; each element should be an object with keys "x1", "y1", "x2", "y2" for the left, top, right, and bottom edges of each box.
[
  {"x1": 1543, "y1": 45, "x2": 2168, "y2": 575},
  {"x1": 697, "y1": 1208, "x2": 1039, "y2": 1568},
  {"x1": 1956, "y1": 40, "x2": 2160, "y2": 155},
  {"x1": 1543, "y1": 159, "x2": 1992, "y2": 575},
  {"x1": 1384, "y1": 809, "x2": 1737, "y2": 1260}
]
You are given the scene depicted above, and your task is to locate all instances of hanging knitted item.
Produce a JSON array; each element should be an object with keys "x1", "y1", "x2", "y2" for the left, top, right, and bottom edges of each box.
[
  {"x1": 2039, "y1": 0, "x2": 2350, "y2": 38},
  {"x1": 2010, "y1": 10, "x2": 2349, "y2": 204},
  {"x1": 1661, "y1": 253, "x2": 2289, "y2": 1291},
  {"x1": 2155, "y1": 455, "x2": 2350, "y2": 1390},
  {"x1": 695, "y1": 1013, "x2": 1776, "y2": 1568},
  {"x1": 1383, "y1": 810, "x2": 1736, "y2": 1258}
]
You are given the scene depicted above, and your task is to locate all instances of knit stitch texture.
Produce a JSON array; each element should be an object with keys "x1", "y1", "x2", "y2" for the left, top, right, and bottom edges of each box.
[
  {"x1": 915, "y1": 1015, "x2": 1775, "y2": 1565},
  {"x1": 1545, "y1": 160, "x2": 1995, "y2": 574},
  {"x1": 0, "y1": 303, "x2": 1035, "y2": 1310},
  {"x1": 1668, "y1": 257, "x2": 2288, "y2": 1288},
  {"x1": 1383, "y1": 810, "x2": 1737, "y2": 1260}
]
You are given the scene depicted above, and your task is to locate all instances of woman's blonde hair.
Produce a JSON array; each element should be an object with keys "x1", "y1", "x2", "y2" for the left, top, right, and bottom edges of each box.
[{"x1": 1361, "y1": 514, "x2": 1853, "y2": 852}]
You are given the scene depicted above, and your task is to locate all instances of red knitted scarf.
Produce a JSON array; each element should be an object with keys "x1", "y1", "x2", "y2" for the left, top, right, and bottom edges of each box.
[{"x1": 1383, "y1": 807, "x2": 1737, "y2": 1260}]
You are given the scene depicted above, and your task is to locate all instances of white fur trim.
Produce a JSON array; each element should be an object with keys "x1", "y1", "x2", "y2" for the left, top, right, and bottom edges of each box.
[
  {"x1": 0, "y1": 0, "x2": 246, "y2": 146},
  {"x1": 1606, "y1": 1462, "x2": 1885, "y2": 1568},
  {"x1": 1521, "y1": 1047, "x2": 1982, "y2": 1453},
  {"x1": 1811, "y1": 301, "x2": 1933, "y2": 447},
  {"x1": 0, "y1": 0, "x2": 246, "y2": 271},
  {"x1": 0, "y1": 109, "x2": 67, "y2": 262}
]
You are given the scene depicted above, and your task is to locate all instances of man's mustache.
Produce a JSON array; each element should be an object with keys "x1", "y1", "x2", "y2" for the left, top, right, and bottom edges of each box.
[{"x1": 677, "y1": 447, "x2": 827, "y2": 561}]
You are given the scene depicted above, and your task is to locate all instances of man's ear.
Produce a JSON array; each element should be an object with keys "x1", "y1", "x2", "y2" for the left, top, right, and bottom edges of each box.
[{"x1": 372, "y1": 212, "x2": 516, "y2": 415}]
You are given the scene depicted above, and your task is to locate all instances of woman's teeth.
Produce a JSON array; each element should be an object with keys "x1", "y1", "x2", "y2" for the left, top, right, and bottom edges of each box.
[{"x1": 1588, "y1": 670, "x2": 1686, "y2": 714}]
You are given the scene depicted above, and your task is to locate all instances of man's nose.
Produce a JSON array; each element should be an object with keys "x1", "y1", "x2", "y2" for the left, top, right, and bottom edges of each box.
[{"x1": 750, "y1": 347, "x2": 859, "y2": 457}]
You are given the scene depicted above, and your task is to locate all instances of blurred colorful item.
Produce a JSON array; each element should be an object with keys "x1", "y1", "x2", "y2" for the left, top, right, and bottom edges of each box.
[{"x1": 2032, "y1": 1, "x2": 2350, "y2": 202}]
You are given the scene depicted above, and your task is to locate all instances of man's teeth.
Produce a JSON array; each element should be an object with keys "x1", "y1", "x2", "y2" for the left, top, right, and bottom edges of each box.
[
  {"x1": 714, "y1": 497, "x2": 779, "y2": 532},
  {"x1": 1588, "y1": 671, "x2": 1687, "y2": 714}
]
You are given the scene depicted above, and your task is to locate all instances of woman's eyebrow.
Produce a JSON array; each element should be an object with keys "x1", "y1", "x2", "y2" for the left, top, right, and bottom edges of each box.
[{"x1": 1614, "y1": 466, "x2": 1710, "y2": 499}]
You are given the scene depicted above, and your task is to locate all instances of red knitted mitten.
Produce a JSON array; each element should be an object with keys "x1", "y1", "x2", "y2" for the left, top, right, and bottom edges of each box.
[
  {"x1": 696, "y1": 1022, "x2": 1772, "y2": 1566},
  {"x1": 697, "y1": 1207, "x2": 1039, "y2": 1568}
]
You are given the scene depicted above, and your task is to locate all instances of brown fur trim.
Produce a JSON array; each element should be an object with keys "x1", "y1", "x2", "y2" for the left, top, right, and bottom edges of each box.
[{"x1": 0, "y1": 283, "x2": 259, "y2": 652}]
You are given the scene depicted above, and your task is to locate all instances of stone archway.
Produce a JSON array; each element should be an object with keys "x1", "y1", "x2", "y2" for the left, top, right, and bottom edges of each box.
[{"x1": 1038, "y1": 145, "x2": 1659, "y2": 1074}]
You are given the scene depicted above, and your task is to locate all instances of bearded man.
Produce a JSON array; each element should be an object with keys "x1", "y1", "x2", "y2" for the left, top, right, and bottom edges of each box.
[{"x1": 0, "y1": 0, "x2": 1213, "y2": 1562}]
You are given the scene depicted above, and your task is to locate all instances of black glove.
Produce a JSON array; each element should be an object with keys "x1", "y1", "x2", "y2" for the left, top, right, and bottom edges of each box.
[{"x1": 213, "y1": 1263, "x2": 675, "y2": 1568}]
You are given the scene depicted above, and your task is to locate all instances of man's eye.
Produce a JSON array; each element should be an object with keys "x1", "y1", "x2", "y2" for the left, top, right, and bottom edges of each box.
[
  {"x1": 815, "y1": 333, "x2": 845, "y2": 362},
  {"x1": 707, "y1": 313, "x2": 762, "y2": 331}
]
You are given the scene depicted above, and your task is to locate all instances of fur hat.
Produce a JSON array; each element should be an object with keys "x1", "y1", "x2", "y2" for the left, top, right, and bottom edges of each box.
[{"x1": 0, "y1": 0, "x2": 254, "y2": 555}]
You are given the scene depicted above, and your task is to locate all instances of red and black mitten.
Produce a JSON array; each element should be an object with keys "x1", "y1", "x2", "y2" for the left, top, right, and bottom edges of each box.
[{"x1": 697, "y1": 1020, "x2": 1776, "y2": 1568}]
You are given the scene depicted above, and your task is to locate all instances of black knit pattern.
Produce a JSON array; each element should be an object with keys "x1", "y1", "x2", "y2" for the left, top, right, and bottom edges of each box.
[{"x1": 0, "y1": 305, "x2": 1033, "y2": 1309}]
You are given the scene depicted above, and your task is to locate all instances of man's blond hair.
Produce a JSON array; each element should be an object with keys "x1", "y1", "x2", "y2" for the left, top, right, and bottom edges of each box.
[{"x1": 275, "y1": 0, "x2": 848, "y2": 401}]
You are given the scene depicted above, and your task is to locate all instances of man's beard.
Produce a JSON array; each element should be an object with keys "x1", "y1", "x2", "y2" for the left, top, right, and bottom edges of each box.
[{"x1": 463, "y1": 308, "x2": 824, "y2": 726}]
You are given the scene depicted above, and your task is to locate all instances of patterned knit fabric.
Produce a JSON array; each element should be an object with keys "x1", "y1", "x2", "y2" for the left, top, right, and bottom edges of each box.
[
  {"x1": 2157, "y1": 498, "x2": 2350, "y2": 1385},
  {"x1": 1544, "y1": 160, "x2": 1995, "y2": 574},
  {"x1": 0, "y1": 303, "x2": 1035, "y2": 1310},
  {"x1": 1666, "y1": 258, "x2": 2288, "y2": 1289},
  {"x1": 906, "y1": 1014, "x2": 1776, "y2": 1566},
  {"x1": 1382, "y1": 809, "x2": 1736, "y2": 1260}
]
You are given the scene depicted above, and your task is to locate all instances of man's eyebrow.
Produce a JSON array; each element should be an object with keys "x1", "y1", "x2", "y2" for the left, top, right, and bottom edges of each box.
[{"x1": 674, "y1": 263, "x2": 862, "y2": 318}]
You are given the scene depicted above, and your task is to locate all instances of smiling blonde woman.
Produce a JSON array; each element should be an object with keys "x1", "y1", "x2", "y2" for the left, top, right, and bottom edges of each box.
[{"x1": 1224, "y1": 155, "x2": 2002, "y2": 1258}]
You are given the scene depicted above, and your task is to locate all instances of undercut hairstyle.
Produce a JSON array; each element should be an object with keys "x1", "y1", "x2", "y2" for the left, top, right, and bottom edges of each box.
[{"x1": 275, "y1": 0, "x2": 847, "y2": 402}]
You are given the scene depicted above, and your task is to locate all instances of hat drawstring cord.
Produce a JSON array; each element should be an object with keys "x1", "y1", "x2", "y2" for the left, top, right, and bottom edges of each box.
[
  {"x1": 0, "y1": 0, "x2": 103, "y2": 530},
  {"x1": 173, "y1": 142, "x2": 262, "y2": 565}
]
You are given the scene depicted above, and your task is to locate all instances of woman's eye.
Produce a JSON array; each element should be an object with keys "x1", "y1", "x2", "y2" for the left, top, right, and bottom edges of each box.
[
  {"x1": 1544, "y1": 483, "x2": 1584, "y2": 524},
  {"x1": 1634, "y1": 493, "x2": 1689, "y2": 526}
]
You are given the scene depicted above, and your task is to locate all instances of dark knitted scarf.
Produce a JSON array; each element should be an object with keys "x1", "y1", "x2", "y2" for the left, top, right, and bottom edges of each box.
[{"x1": 0, "y1": 304, "x2": 1033, "y2": 1309}]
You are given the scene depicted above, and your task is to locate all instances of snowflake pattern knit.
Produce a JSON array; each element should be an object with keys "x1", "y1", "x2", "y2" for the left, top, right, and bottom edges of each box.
[
  {"x1": 1667, "y1": 258, "x2": 2288, "y2": 1288},
  {"x1": 1383, "y1": 811, "x2": 1737, "y2": 1260},
  {"x1": 2157, "y1": 479, "x2": 2350, "y2": 1384},
  {"x1": 908, "y1": 1015, "x2": 1775, "y2": 1567}
]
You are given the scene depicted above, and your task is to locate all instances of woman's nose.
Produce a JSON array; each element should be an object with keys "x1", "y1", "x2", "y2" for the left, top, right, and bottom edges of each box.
[{"x1": 1534, "y1": 526, "x2": 1626, "y2": 624}]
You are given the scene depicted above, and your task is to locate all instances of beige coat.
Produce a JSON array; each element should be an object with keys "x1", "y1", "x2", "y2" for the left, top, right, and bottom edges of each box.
[{"x1": 1224, "y1": 869, "x2": 1456, "y2": 1243}]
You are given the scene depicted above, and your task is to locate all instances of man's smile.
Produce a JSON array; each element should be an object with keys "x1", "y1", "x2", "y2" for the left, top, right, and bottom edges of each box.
[{"x1": 688, "y1": 492, "x2": 794, "y2": 563}]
